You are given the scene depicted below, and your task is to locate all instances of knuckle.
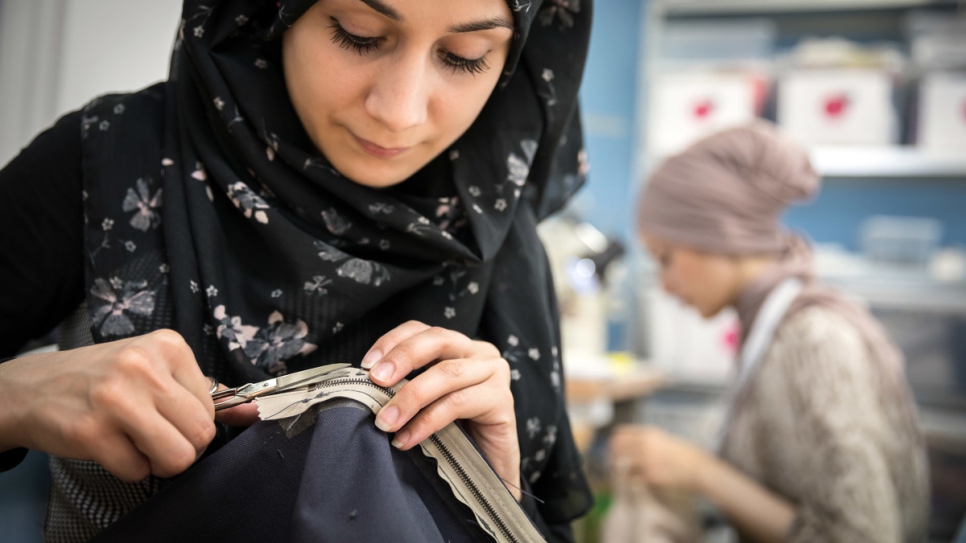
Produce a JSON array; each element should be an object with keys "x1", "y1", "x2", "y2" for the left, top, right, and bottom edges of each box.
[
  {"x1": 426, "y1": 326, "x2": 452, "y2": 342},
  {"x1": 412, "y1": 409, "x2": 445, "y2": 437},
  {"x1": 89, "y1": 380, "x2": 128, "y2": 411},
  {"x1": 478, "y1": 341, "x2": 501, "y2": 358},
  {"x1": 492, "y1": 358, "x2": 511, "y2": 381},
  {"x1": 124, "y1": 463, "x2": 151, "y2": 483},
  {"x1": 114, "y1": 346, "x2": 153, "y2": 376},
  {"x1": 149, "y1": 329, "x2": 188, "y2": 351},
  {"x1": 437, "y1": 359, "x2": 465, "y2": 379},
  {"x1": 149, "y1": 329, "x2": 192, "y2": 364},
  {"x1": 65, "y1": 417, "x2": 100, "y2": 448},
  {"x1": 157, "y1": 444, "x2": 196, "y2": 477},
  {"x1": 397, "y1": 379, "x2": 427, "y2": 407},
  {"x1": 444, "y1": 389, "x2": 468, "y2": 411},
  {"x1": 387, "y1": 342, "x2": 417, "y2": 367},
  {"x1": 111, "y1": 458, "x2": 151, "y2": 483},
  {"x1": 187, "y1": 419, "x2": 216, "y2": 451}
]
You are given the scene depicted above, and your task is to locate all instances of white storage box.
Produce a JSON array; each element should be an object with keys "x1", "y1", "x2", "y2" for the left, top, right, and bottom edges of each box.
[
  {"x1": 778, "y1": 69, "x2": 897, "y2": 146},
  {"x1": 647, "y1": 72, "x2": 763, "y2": 158},
  {"x1": 918, "y1": 72, "x2": 966, "y2": 151}
]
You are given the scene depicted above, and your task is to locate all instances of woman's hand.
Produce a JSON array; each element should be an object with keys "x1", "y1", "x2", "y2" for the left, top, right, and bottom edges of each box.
[
  {"x1": 609, "y1": 425, "x2": 710, "y2": 492},
  {"x1": 0, "y1": 329, "x2": 257, "y2": 481},
  {"x1": 362, "y1": 321, "x2": 521, "y2": 501}
]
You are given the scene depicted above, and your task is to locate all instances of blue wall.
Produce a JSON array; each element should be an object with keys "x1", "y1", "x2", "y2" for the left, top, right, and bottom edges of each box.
[
  {"x1": 784, "y1": 178, "x2": 966, "y2": 250},
  {"x1": 577, "y1": 0, "x2": 643, "y2": 240}
]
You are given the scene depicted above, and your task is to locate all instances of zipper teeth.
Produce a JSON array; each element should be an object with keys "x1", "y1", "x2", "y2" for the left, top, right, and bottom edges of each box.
[
  {"x1": 318, "y1": 378, "x2": 518, "y2": 543},
  {"x1": 428, "y1": 433, "x2": 518, "y2": 543}
]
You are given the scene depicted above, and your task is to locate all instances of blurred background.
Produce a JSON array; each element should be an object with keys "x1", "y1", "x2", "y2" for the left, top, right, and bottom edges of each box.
[{"x1": 1, "y1": 0, "x2": 965, "y2": 541}]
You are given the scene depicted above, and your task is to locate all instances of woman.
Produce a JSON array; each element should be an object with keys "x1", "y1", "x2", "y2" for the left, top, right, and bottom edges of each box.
[
  {"x1": 0, "y1": 0, "x2": 593, "y2": 540},
  {"x1": 611, "y1": 122, "x2": 929, "y2": 542}
]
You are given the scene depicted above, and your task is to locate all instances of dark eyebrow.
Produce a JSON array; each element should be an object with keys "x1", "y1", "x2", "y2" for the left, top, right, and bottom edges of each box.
[
  {"x1": 358, "y1": 0, "x2": 401, "y2": 21},
  {"x1": 448, "y1": 16, "x2": 514, "y2": 34}
]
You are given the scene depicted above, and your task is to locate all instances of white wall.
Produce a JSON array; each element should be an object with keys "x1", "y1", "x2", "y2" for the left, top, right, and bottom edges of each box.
[{"x1": 0, "y1": 0, "x2": 182, "y2": 165}]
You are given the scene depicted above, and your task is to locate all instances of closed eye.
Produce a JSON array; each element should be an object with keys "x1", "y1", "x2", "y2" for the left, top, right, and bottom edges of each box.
[{"x1": 329, "y1": 18, "x2": 491, "y2": 76}]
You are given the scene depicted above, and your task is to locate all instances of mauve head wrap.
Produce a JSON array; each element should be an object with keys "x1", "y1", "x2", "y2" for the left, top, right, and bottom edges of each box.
[{"x1": 636, "y1": 120, "x2": 819, "y2": 255}]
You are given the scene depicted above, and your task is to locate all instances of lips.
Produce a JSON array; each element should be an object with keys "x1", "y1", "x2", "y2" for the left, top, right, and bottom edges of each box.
[{"x1": 353, "y1": 134, "x2": 411, "y2": 159}]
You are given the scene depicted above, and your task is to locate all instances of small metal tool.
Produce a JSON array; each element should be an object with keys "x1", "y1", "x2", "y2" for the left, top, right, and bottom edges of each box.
[{"x1": 210, "y1": 363, "x2": 351, "y2": 411}]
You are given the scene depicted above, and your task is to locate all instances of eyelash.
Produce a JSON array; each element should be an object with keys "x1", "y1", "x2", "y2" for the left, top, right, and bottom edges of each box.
[{"x1": 328, "y1": 19, "x2": 489, "y2": 76}]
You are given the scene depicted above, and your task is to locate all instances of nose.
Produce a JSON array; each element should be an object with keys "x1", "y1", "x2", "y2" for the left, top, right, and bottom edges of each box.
[{"x1": 365, "y1": 49, "x2": 430, "y2": 133}]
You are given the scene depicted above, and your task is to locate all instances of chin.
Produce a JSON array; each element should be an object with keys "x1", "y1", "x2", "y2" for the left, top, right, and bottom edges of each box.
[{"x1": 697, "y1": 304, "x2": 725, "y2": 319}]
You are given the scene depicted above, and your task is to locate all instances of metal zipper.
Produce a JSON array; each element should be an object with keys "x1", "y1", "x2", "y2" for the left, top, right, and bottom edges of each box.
[{"x1": 313, "y1": 377, "x2": 521, "y2": 543}]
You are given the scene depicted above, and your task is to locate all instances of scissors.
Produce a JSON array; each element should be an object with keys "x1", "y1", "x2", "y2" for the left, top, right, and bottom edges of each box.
[{"x1": 208, "y1": 363, "x2": 351, "y2": 411}]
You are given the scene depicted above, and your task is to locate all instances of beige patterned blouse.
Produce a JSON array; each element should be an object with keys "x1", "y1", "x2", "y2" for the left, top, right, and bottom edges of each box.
[{"x1": 720, "y1": 305, "x2": 930, "y2": 543}]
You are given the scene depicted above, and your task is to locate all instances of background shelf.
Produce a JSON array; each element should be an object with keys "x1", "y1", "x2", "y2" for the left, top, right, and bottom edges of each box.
[{"x1": 810, "y1": 146, "x2": 966, "y2": 178}]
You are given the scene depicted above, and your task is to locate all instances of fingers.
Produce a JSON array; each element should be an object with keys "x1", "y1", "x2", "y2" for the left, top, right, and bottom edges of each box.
[
  {"x1": 375, "y1": 358, "x2": 514, "y2": 450},
  {"x1": 86, "y1": 433, "x2": 151, "y2": 483},
  {"x1": 366, "y1": 322, "x2": 497, "y2": 387},
  {"x1": 361, "y1": 320, "x2": 431, "y2": 371},
  {"x1": 86, "y1": 372, "x2": 206, "y2": 478},
  {"x1": 5, "y1": 330, "x2": 228, "y2": 481},
  {"x1": 148, "y1": 329, "x2": 215, "y2": 420},
  {"x1": 609, "y1": 425, "x2": 651, "y2": 473}
]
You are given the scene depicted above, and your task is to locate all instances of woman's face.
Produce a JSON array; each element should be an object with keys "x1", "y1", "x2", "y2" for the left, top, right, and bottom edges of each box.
[
  {"x1": 283, "y1": 0, "x2": 514, "y2": 188},
  {"x1": 642, "y1": 234, "x2": 744, "y2": 319}
]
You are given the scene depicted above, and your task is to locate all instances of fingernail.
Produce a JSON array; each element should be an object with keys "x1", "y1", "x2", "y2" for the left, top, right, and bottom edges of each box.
[
  {"x1": 361, "y1": 349, "x2": 382, "y2": 369},
  {"x1": 375, "y1": 405, "x2": 398, "y2": 432},
  {"x1": 391, "y1": 430, "x2": 409, "y2": 449},
  {"x1": 370, "y1": 361, "x2": 394, "y2": 382}
]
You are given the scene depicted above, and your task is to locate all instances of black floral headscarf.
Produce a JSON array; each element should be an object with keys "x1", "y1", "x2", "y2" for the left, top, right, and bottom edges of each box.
[{"x1": 79, "y1": 0, "x2": 592, "y2": 523}]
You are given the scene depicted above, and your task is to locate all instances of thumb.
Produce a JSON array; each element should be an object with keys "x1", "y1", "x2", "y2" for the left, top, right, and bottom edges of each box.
[{"x1": 214, "y1": 402, "x2": 260, "y2": 426}]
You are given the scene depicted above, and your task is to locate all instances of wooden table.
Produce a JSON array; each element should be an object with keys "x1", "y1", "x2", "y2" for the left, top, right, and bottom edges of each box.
[{"x1": 564, "y1": 361, "x2": 665, "y2": 452}]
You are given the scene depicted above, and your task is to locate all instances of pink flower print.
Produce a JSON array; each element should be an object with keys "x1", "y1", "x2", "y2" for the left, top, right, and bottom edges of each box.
[
  {"x1": 213, "y1": 305, "x2": 259, "y2": 352},
  {"x1": 122, "y1": 177, "x2": 162, "y2": 231},
  {"x1": 90, "y1": 277, "x2": 156, "y2": 337},
  {"x1": 191, "y1": 163, "x2": 207, "y2": 181},
  {"x1": 227, "y1": 182, "x2": 270, "y2": 224},
  {"x1": 243, "y1": 312, "x2": 318, "y2": 375}
]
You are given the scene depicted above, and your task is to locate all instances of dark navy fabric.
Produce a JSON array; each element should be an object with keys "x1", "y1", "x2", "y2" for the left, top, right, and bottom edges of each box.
[{"x1": 91, "y1": 404, "x2": 529, "y2": 543}]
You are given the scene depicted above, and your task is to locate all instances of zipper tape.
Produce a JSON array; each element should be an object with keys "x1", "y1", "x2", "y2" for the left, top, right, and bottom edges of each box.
[{"x1": 255, "y1": 367, "x2": 546, "y2": 543}]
